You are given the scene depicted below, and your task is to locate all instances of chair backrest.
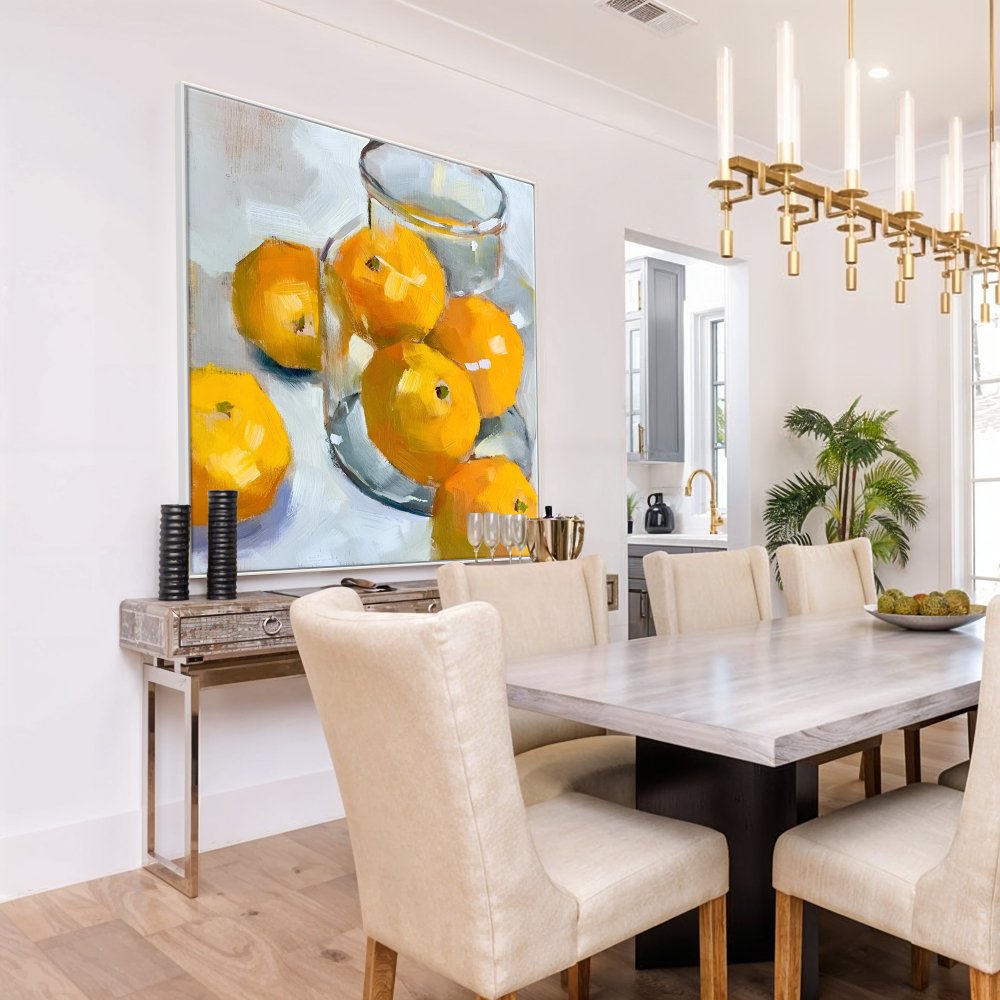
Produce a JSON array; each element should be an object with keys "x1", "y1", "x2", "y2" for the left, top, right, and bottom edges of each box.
[
  {"x1": 437, "y1": 556, "x2": 609, "y2": 754},
  {"x1": 776, "y1": 538, "x2": 877, "y2": 615},
  {"x1": 913, "y1": 597, "x2": 1000, "y2": 973},
  {"x1": 291, "y1": 587, "x2": 577, "y2": 998},
  {"x1": 643, "y1": 546, "x2": 773, "y2": 635}
]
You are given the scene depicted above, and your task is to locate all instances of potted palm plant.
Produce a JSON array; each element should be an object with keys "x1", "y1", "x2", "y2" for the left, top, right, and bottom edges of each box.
[
  {"x1": 627, "y1": 492, "x2": 640, "y2": 534},
  {"x1": 763, "y1": 398, "x2": 926, "y2": 587}
]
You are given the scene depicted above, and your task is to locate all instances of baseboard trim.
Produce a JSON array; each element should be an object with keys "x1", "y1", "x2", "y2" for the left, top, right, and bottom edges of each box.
[{"x1": 0, "y1": 769, "x2": 344, "y2": 901}]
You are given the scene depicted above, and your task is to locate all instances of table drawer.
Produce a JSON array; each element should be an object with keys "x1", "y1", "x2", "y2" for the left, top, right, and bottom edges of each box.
[
  {"x1": 179, "y1": 608, "x2": 293, "y2": 648},
  {"x1": 367, "y1": 598, "x2": 441, "y2": 614}
]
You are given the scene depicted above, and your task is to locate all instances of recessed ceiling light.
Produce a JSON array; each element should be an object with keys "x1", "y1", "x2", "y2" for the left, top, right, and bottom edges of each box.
[{"x1": 868, "y1": 66, "x2": 891, "y2": 80}]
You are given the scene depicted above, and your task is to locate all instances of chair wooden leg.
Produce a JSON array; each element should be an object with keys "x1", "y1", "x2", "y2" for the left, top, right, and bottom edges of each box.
[
  {"x1": 904, "y1": 729, "x2": 922, "y2": 784},
  {"x1": 970, "y1": 968, "x2": 1000, "y2": 999},
  {"x1": 969, "y1": 708, "x2": 979, "y2": 752},
  {"x1": 775, "y1": 891, "x2": 803, "y2": 1000},
  {"x1": 559, "y1": 969, "x2": 569, "y2": 988},
  {"x1": 363, "y1": 939, "x2": 397, "y2": 1000},
  {"x1": 910, "y1": 945, "x2": 930, "y2": 991},
  {"x1": 939, "y1": 955, "x2": 958, "y2": 968},
  {"x1": 567, "y1": 959, "x2": 590, "y2": 1000},
  {"x1": 699, "y1": 895, "x2": 728, "y2": 1000},
  {"x1": 862, "y1": 746, "x2": 882, "y2": 798}
]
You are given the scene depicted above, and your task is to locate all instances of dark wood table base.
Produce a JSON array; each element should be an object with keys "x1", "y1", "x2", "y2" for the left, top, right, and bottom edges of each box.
[{"x1": 634, "y1": 738, "x2": 820, "y2": 1000}]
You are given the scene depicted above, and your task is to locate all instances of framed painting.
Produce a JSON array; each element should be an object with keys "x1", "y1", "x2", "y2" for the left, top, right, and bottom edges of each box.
[{"x1": 182, "y1": 86, "x2": 537, "y2": 573}]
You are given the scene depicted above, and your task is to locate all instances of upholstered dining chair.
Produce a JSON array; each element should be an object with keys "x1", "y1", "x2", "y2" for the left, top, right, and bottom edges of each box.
[
  {"x1": 772, "y1": 596, "x2": 1000, "y2": 1000},
  {"x1": 777, "y1": 537, "x2": 974, "y2": 788},
  {"x1": 939, "y1": 760, "x2": 970, "y2": 791},
  {"x1": 291, "y1": 587, "x2": 730, "y2": 1000},
  {"x1": 644, "y1": 545, "x2": 882, "y2": 798},
  {"x1": 437, "y1": 556, "x2": 635, "y2": 808}
]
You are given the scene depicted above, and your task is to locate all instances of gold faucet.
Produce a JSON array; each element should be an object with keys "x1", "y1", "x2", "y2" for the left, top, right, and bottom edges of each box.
[{"x1": 684, "y1": 468, "x2": 725, "y2": 535}]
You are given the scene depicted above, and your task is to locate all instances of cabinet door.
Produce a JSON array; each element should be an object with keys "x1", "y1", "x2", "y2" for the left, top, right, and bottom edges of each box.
[
  {"x1": 628, "y1": 587, "x2": 653, "y2": 639},
  {"x1": 645, "y1": 258, "x2": 685, "y2": 461}
]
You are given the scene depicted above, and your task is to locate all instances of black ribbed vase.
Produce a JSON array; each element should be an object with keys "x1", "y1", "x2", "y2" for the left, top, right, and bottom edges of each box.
[
  {"x1": 158, "y1": 504, "x2": 191, "y2": 601},
  {"x1": 206, "y1": 490, "x2": 238, "y2": 601}
]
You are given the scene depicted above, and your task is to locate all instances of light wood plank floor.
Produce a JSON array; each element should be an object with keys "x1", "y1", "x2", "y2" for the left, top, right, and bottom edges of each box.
[{"x1": 0, "y1": 719, "x2": 974, "y2": 999}]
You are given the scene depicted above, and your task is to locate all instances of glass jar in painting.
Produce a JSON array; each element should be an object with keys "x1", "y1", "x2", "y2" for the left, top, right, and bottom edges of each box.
[{"x1": 320, "y1": 141, "x2": 535, "y2": 516}]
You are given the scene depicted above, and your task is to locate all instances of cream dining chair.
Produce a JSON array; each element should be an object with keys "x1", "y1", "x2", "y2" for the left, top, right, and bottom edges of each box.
[
  {"x1": 290, "y1": 587, "x2": 730, "y2": 1000},
  {"x1": 777, "y1": 537, "x2": 974, "y2": 788},
  {"x1": 772, "y1": 596, "x2": 1000, "y2": 1000},
  {"x1": 437, "y1": 556, "x2": 635, "y2": 808},
  {"x1": 644, "y1": 545, "x2": 881, "y2": 797}
]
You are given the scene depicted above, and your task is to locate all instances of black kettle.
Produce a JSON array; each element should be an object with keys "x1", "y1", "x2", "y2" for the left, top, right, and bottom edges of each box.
[{"x1": 644, "y1": 493, "x2": 674, "y2": 534}]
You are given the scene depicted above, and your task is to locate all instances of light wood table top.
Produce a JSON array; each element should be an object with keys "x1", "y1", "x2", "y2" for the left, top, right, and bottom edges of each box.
[{"x1": 506, "y1": 610, "x2": 985, "y2": 766}]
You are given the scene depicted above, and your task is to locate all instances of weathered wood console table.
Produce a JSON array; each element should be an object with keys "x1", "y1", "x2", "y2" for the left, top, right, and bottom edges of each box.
[{"x1": 120, "y1": 574, "x2": 618, "y2": 897}]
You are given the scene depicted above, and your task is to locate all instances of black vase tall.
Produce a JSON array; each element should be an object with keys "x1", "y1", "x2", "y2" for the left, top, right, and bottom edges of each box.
[
  {"x1": 158, "y1": 504, "x2": 190, "y2": 602},
  {"x1": 206, "y1": 490, "x2": 238, "y2": 601}
]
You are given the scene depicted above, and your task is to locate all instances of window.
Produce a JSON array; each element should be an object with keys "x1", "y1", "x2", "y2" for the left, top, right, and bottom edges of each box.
[
  {"x1": 711, "y1": 317, "x2": 727, "y2": 509},
  {"x1": 971, "y1": 289, "x2": 1000, "y2": 601}
]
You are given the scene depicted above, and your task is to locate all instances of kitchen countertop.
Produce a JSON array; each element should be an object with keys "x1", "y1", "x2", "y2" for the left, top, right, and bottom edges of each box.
[{"x1": 628, "y1": 531, "x2": 728, "y2": 549}]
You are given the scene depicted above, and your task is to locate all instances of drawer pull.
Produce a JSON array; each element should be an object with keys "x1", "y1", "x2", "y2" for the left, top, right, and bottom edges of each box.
[
  {"x1": 262, "y1": 615, "x2": 283, "y2": 636},
  {"x1": 428, "y1": 600, "x2": 440, "y2": 613}
]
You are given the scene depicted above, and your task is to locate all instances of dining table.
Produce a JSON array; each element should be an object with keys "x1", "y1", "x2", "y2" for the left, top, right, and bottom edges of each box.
[{"x1": 505, "y1": 608, "x2": 985, "y2": 1000}]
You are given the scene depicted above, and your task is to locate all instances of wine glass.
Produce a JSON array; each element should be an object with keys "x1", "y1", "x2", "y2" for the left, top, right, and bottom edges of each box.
[
  {"x1": 483, "y1": 512, "x2": 500, "y2": 562},
  {"x1": 466, "y1": 512, "x2": 483, "y2": 562},
  {"x1": 512, "y1": 513, "x2": 527, "y2": 562},
  {"x1": 499, "y1": 514, "x2": 516, "y2": 564}
]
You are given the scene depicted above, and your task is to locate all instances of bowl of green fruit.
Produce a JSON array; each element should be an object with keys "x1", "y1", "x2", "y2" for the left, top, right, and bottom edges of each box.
[{"x1": 865, "y1": 589, "x2": 986, "y2": 631}]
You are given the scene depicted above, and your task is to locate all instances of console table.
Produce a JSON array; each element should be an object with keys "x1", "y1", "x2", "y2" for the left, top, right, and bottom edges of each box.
[{"x1": 119, "y1": 574, "x2": 618, "y2": 897}]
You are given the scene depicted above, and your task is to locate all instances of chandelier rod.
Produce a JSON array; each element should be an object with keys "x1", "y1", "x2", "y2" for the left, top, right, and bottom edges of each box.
[
  {"x1": 990, "y1": 0, "x2": 995, "y2": 242},
  {"x1": 848, "y1": 0, "x2": 854, "y2": 60}
]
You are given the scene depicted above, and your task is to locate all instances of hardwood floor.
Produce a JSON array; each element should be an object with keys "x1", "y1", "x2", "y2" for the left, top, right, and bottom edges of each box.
[{"x1": 0, "y1": 720, "x2": 974, "y2": 999}]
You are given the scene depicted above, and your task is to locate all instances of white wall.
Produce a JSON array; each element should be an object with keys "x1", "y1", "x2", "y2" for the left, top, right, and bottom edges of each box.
[{"x1": 0, "y1": 0, "x2": 957, "y2": 897}]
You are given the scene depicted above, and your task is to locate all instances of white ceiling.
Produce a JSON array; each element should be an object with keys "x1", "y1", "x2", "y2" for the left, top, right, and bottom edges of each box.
[{"x1": 393, "y1": 0, "x2": 995, "y2": 173}]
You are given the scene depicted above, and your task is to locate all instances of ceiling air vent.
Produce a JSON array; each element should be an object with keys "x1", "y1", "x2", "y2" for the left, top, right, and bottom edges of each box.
[{"x1": 595, "y1": 0, "x2": 697, "y2": 36}]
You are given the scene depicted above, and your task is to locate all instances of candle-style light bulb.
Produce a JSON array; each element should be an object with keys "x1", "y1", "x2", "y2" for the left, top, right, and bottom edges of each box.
[
  {"x1": 941, "y1": 154, "x2": 953, "y2": 231},
  {"x1": 894, "y1": 134, "x2": 903, "y2": 214},
  {"x1": 844, "y1": 57, "x2": 861, "y2": 189},
  {"x1": 776, "y1": 21, "x2": 796, "y2": 163},
  {"x1": 717, "y1": 47, "x2": 734, "y2": 180},
  {"x1": 899, "y1": 91, "x2": 916, "y2": 213},
  {"x1": 792, "y1": 79, "x2": 801, "y2": 166},
  {"x1": 949, "y1": 116, "x2": 965, "y2": 230}
]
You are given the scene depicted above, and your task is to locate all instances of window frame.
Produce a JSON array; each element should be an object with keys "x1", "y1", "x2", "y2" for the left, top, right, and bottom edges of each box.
[{"x1": 689, "y1": 308, "x2": 727, "y2": 514}]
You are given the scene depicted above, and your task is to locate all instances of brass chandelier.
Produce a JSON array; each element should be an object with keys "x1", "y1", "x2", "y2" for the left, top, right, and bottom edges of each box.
[{"x1": 711, "y1": 0, "x2": 1000, "y2": 319}]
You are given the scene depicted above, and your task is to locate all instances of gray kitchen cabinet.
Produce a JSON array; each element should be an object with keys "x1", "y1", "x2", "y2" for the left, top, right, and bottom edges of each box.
[
  {"x1": 628, "y1": 586, "x2": 654, "y2": 639},
  {"x1": 625, "y1": 257, "x2": 685, "y2": 463}
]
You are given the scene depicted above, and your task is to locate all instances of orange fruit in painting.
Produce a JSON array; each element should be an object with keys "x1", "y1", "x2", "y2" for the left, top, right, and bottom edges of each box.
[
  {"x1": 189, "y1": 365, "x2": 292, "y2": 525},
  {"x1": 431, "y1": 457, "x2": 538, "y2": 559},
  {"x1": 426, "y1": 296, "x2": 524, "y2": 418},
  {"x1": 231, "y1": 239, "x2": 321, "y2": 371},
  {"x1": 331, "y1": 224, "x2": 446, "y2": 346},
  {"x1": 361, "y1": 342, "x2": 479, "y2": 485}
]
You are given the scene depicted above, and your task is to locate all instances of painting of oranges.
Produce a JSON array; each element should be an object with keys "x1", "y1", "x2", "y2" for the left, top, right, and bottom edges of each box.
[{"x1": 185, "y1": 87, "x2": 536, "y2": 572}]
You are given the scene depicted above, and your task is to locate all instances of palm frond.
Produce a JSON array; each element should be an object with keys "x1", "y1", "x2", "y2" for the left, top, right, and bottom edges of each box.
[
  {"x1": 785, "y1": 407, "x2": 835, "y2": 442},
  {"x1": 865, "y1": 513, "x2": 912, "y2": 567},
  {"x1": 862, "y1": 460, "x2": 926, "y2": 528},
  {"x1": 763, "y1": 472, "x2": 832, "y2": 554},
  {"x1": 881, "y1": 438, "x2": 921, "y2": 477}
]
